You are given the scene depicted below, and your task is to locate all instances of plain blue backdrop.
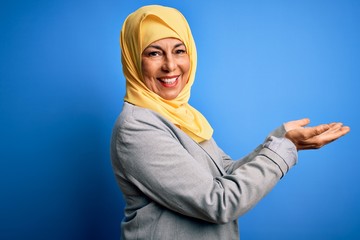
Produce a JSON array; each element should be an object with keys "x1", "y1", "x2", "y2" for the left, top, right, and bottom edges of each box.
[{"x1": 1, "y1": 0, "x2": 359, "y2": 239}]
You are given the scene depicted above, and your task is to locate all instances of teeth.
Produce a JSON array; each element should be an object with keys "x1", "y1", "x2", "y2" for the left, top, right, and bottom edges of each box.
[{"x1": 160, "y1": 77, "x2": 177, "y2": 84}]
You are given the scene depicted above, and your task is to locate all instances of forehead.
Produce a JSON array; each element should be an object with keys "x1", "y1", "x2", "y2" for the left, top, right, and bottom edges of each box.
[{"x1": 146, "y1": 38, "x2": 185, "y2": 48}]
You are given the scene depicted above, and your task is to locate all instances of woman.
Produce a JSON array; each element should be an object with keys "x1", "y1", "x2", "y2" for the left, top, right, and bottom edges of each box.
[{"x1": 111, "y1": 5, "x2": 350, "y2": 239}]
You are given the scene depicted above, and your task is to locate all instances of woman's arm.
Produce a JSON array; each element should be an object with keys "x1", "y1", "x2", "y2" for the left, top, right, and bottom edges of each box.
[
  {"x1": 222, "y1": 119, "x2": 350, "y2": 173},
  {"x1": 221, "y1": 124, "x2": 288, "y2": 173}
]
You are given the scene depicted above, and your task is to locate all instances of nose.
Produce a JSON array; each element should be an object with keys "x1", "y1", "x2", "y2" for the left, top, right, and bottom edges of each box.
[{"x1": 161, "y1": 54, "x2": 176, "y2": 72}]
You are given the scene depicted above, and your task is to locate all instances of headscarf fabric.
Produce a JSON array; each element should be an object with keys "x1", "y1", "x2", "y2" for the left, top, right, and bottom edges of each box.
[{"x1": 120, "y1": 5, "x2": 213, "y2": 142}]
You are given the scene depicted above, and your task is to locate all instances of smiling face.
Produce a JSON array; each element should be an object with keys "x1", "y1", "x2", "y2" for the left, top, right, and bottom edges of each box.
[{"x1": 141, "y1": 38, "x2": 190, "y2": 100}]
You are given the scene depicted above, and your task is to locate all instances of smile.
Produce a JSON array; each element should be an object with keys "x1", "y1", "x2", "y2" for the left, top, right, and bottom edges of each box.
[{"x1": 157, "y1": 76, "x2": 179, "y2": 87}]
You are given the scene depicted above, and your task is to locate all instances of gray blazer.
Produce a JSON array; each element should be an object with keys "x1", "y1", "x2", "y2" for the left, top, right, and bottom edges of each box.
[{"x1": 111, "y1": 102, "x2": 297, "y2": 240}]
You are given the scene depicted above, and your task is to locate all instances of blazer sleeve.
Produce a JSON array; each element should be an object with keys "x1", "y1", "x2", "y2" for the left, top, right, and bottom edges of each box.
[
  {"x1": 113, "y1": 111, "x2": 297, "y2": 224},
  {"x1": 222, "y1": 124, "x2": 297, "y2": 174}
]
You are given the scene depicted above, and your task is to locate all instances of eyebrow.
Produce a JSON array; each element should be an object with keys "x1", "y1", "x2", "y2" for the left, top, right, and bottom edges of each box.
[{"x1": 145, "y1": 43, "x2": 185, "y2": 51}]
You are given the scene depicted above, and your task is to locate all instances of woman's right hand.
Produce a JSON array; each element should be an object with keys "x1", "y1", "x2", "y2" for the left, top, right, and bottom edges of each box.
[{"x1": 284, "y1": 118, "x2": 350, "y2": 150}]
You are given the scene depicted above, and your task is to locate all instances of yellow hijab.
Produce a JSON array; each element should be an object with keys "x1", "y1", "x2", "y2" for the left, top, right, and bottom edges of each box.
[{"x1": 120, "y1": 5, "x2": 213, "y2": 142}]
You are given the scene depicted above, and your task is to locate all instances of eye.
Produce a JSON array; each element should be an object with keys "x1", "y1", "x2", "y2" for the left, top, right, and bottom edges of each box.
[
  {"x1": 175, "y1": 49, "x2": 187, "y2": 55},
  {"x1": 147, "y1": 51, "x2": 162, "y2": 57}
]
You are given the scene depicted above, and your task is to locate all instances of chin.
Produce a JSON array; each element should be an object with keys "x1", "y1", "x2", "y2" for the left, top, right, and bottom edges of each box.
[{"x1": 160, "y1": 92, "x2": 180, "y2": 100}]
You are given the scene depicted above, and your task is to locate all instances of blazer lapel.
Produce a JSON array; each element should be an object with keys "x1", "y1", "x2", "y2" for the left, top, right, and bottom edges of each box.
[{"x1": 196, "y1": 140, "x2": 226, "y2": 176}]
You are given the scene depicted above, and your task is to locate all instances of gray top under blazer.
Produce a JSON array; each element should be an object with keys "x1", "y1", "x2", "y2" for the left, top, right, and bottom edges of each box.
[{"x1": 111, "y1": 102, "x2": 297, "y2": 240}]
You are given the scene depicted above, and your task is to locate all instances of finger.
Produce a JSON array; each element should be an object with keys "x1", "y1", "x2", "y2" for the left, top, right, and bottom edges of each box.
[
  {"x1": 284, "y1": 118, "x2": 308, "y2": 131},
  {"x1": 342, "y1": 126, "x2": 351, "y2": 135},
  {"x1": 285, "y1": 118, "x2": 310, "y2": 131},
  {"x1": 320, "y1": 123, "x2": 343, "y2": 135},
  {"x1": 296, "y1": 118, "x2": 311, "y2": 127},
  {"x1": 333, "y1": 126, "x2": 351, "y2": 136},
  {"x1": 301, "y1": 124, "x2": 330, "y2": 139},
  {"x1": 317, "y1": 126, "x2": 350, "y2": 143}
]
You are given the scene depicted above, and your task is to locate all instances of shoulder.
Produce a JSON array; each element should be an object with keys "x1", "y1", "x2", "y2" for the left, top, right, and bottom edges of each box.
[
  {"x1": 116, "y1": 102, "x2": 172, "y2": 129},
  {"x1": 112, "y1": 102, "x2": 181, "y2": 142},
  {"x1": 111, "y1": 102, "x2": 197, "y2": 167}
]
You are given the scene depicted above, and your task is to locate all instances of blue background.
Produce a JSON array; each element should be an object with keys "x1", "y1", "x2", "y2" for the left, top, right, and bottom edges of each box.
[{"x1": 1, "y1": 0, "x2": 359, "y2": 239}]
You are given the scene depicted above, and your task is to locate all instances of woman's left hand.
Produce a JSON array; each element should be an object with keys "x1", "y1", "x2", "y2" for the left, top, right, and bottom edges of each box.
[{"x1": 284, "y1": 118, "x2": 350, "y2": 150}]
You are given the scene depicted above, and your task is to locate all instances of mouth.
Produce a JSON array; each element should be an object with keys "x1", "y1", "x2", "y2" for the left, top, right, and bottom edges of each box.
[{"x1": 157, "y1": 75, "x2": 179, "y2": 88}]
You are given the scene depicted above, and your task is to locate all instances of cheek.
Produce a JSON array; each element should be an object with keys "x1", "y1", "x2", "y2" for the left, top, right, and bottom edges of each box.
[
  {"x1": 141, "y1": 60, "x2": 150, "y2": 78},
  {"x1": 182, "y1": 59, "x2": 191, "y2": 82},
  {"x1": 141, "y1": 60, "x2": 161, "y2": 92},
  {"x1": 141, "y1": 60, "x2": 155, "y2": 82}
]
